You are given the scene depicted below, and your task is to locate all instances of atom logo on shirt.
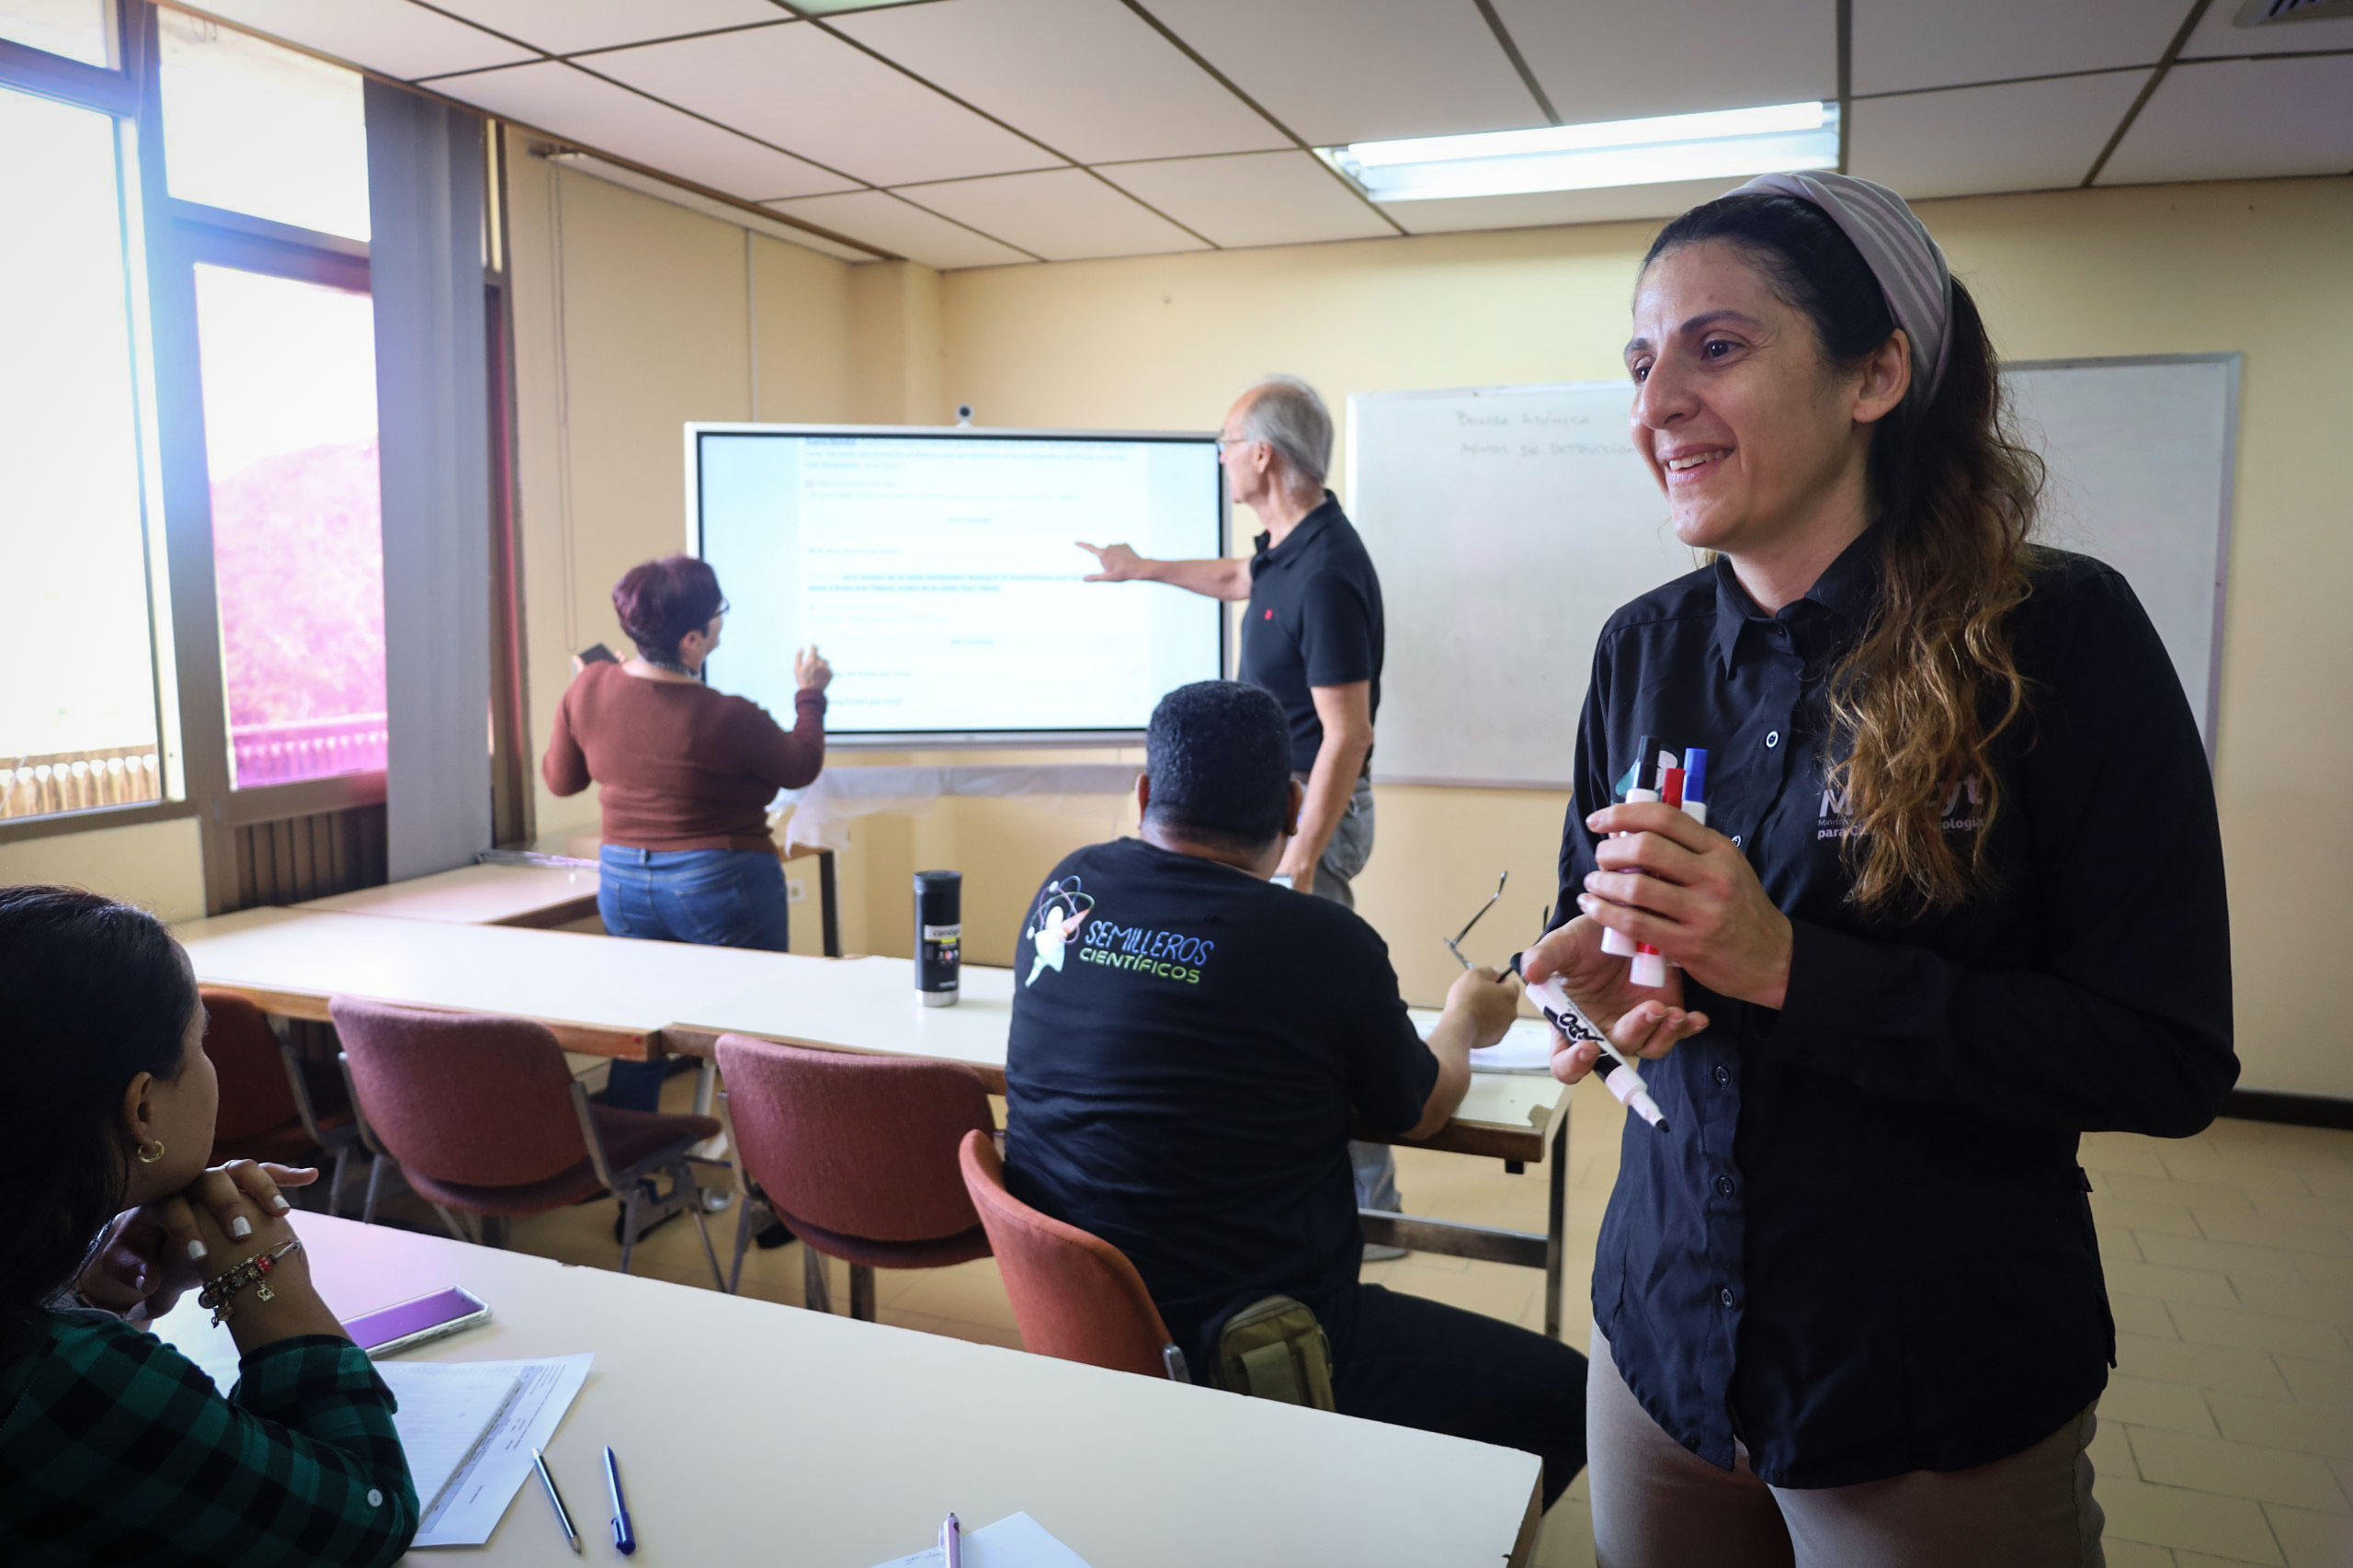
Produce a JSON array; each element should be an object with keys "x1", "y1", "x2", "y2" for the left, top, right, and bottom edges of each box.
[{"x1": 1023, "y1": 878, "x2": 1096, "y2": 985}]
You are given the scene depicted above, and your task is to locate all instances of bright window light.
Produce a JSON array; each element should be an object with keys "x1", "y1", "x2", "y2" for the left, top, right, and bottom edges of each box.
[{"x1": 1322, "y1": 102, "x2": 1840, "y2": 203}]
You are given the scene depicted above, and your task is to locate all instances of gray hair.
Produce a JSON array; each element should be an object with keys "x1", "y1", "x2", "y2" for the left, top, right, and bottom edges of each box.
[{"x1": 1238, "y1": 374, "x2": 1333, "y2": 491}]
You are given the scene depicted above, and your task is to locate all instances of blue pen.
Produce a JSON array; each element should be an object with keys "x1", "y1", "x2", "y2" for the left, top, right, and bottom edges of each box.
[{"x1": 604, "y1": 1446, "x2": 635, "y2": 1556}]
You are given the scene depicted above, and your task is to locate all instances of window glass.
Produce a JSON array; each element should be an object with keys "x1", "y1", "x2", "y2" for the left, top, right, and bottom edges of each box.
[
  {"x1": 159, "y1": 9, "x2": 369, "y2": 240},
  {"x1": 0, "y1": 86, "x2": 167, "y2": 822},
  {"x1": 191, "y1": 265, "x2": 388, "y2": 788},
  {"x1": 0, "y1": 0, "x2": 112, "y2": 67}
]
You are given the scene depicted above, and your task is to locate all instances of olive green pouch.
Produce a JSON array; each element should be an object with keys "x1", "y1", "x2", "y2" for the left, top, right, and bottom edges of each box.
[{"x1": 1212, "y1": 1294, "x2": 1336, "y2": 1412}]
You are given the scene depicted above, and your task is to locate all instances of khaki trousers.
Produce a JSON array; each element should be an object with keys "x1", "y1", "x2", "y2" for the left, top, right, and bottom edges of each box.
[{"x1": 1587, "y1": 1328, "x2": 2106, "y2": 1568}]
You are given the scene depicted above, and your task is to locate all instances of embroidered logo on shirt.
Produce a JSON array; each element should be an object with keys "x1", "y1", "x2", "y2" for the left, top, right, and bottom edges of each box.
[{"x1": 1263, "y1": 608, "x2": 1274, "y2": 620}]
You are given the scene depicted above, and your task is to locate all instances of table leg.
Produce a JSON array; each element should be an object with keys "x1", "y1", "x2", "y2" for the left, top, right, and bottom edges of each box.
[
  {"x1": 1544, "y1": 1117, "x2": 1567, "y2": 1341},
  {"x1": 818, "y1": 850, "x2": 841, "y2": 958}
]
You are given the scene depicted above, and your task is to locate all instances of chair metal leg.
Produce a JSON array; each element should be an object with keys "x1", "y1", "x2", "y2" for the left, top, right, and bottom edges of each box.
[
  {"x1": 726, "y1": 1197, "x2": 754, "y2": 1295},
  {"x1": 618, "y1": 1184, "x2": 642, "y2": 1276},
  {"x1": 481, "y1": 1215, "x2": 510, "y2": 1251},
  {"x1": 849, "y1": 1263, "x2": 876, "y2": 1323},
  {"x1": 324, "y1": 1144, "x2": 351, "y2": 1220},
  {"x1": 676, "y1": 1162, "x2": 723, "y2": 1290},
  {"x1": 802, "y1": 1246, "x2": 831, "y2": 1313},
  {"x1": 361, "y1": 1154, "x2": 392, "y2": 1226},
  {"x1": 430, "y1": 1203, "x2": 470, "y2": 1243}
]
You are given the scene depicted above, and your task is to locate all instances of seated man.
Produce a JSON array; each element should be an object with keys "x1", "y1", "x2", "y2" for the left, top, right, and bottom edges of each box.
[{"x1": 1005, "y1": 679, "x2": 1587, "y2": 1507}]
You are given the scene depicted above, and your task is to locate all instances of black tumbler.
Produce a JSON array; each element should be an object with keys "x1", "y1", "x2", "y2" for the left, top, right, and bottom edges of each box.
[{"x1": 914, "y1": 869, "x2": 961, "y2": 1007}]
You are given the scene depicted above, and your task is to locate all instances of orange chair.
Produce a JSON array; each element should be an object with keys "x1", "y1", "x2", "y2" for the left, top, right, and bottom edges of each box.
[
  {"x1": 958, "y1": 1130, "x2": 1188, "y2": 1382},
  {"x1": 201, "y1": 990, "x2": 361, "y2": 1212}
]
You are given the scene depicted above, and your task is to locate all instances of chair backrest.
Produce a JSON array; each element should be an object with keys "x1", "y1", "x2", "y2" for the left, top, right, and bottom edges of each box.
[
  {"x1": 201, "y1": 990, "x2": 301, "y2": 1146},
  {"x1": 714, "y1": 1033, "x2": 991, "y2": 1244},
  {"x1": 959, "y1": 1130, "x2": 1178, "y2": 1380},
  {"x1": 329, "y1": 995, "x2": 586, "y2": 1188}
]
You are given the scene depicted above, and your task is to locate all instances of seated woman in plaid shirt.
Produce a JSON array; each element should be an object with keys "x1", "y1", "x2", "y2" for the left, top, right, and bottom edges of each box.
[{"x1": 0, "y1": 886, "x2": 418, "y2": 1566}]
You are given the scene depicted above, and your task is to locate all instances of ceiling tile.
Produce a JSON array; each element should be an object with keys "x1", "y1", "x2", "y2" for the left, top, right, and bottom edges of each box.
[
  {"x1": 426, "y1": 0, "x2": 785, "y2": 57},
  {"x1": 1385, "y1": 175, "x2": 1752, "y2": 235},
  {"x1": 898, "y1": 169, "x2": 1211, "y2": 262},
  {"x1": 1143, "y1": 0, "x2": 1545, "y2": 145},
  {"x1": 2099, "y1": 53, "x2": 2353, "y2": 184},
  {"x1": 1491, "y1": 0, "x2": 1836, "y2": 124},
  {"x1": 435, "y1": 62, "x2": 857, "y2": 201},
  {"x1": 764, "y1": 191, "x2": 1034, "y2": 269},
  {"x1": 2180, "y1": 2, "x2": 2353, "y2": 58},
  {"x1": 1849, "y1": 71, "x2": 2148, "y2": 198},
  {"x1": 1853, "y1": 0, "x2": 2188, "y2": 97},
  {"x1": 585, "y1": 20, "x2": 1055, "y2": 187},
  {"x1": 173, "y1": 0, "x2": 535, "y2": 80},
  {"x1": 1097, "y1": 152, "x2": 1393, "y2": 248},
  {"x1": 830, "y1": 0, "x2": 1288, "y2": 164}
]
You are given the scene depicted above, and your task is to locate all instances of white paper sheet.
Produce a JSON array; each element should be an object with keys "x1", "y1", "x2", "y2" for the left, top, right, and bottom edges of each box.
[
  {"x1": 370, "y1": 1361, "x2": 524, "y2": 1524},
  {"x1": 405, "y1": 1354, "x2": 593, "y2": 1549},
  {"x1": 870, "y1": 1512, "x2": 1096, "y2": 1568},
  {"x1": 1412, "y1": 1010, "x2": 1560, "y2": 1074}
]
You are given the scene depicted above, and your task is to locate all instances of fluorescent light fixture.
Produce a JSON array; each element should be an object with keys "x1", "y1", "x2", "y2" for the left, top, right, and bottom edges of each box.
[{"x1": 1321, "y1": 101, "x2": 1840, "y2": 203}]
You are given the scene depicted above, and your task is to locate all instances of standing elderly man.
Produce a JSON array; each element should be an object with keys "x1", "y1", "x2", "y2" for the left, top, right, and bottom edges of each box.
[{"x1": 1078, "y1": 374, "x2": 1405, "y2": 1232}]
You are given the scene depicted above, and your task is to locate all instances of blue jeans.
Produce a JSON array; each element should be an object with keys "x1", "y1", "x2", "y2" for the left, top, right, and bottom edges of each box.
[{"x1": 597, "y1": 846, "x2": 790, "y2": 1111}]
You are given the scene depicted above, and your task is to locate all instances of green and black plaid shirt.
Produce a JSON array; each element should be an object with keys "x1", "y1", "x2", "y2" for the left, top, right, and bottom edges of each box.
[{"x1": 1, "y1": 1311, "x2": 419, "y2": 1566}]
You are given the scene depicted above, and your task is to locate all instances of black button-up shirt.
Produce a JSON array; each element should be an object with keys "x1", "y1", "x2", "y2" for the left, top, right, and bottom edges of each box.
[
  {"x1": 1242, "y1": 493, "x2": 1384, "y2": 775},
  {"x1": 1556, "y1": 530, "x2": 2235, "y2": 1487}
]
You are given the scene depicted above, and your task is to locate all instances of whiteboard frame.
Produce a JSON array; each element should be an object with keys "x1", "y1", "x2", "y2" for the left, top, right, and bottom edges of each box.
[
  {"x1": 2003, "y1": 352, "x2": 2239, "y2": 765},
  {"x1": 682, "y1": 421, "x2": 1230, "y2": 749},
  {"x1": 1346, "y1": 353, "x2": 2240, "y2": 786}
]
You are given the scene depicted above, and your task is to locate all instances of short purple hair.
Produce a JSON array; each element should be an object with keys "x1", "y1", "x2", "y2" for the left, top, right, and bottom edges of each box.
[{"x1": 612, "y1": 555, "x2": 724, "y2": 662}]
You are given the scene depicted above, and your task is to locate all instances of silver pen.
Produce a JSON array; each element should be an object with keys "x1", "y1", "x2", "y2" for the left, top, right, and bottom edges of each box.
[{"x1": 532, "y1": 1448, "x2": 582, "y2": 1554}]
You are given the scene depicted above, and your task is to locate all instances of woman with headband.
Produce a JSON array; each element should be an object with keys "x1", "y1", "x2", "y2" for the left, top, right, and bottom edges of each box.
[{"x1": 1521, "y1": 175, "x2": 2235, "y2": 1564}]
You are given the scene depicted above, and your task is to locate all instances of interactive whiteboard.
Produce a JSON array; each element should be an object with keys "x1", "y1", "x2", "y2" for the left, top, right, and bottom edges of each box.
[
  {"x1": 1347, "y1": 355, "x2": 2237, "y2": 787},
  {"x1": 688, "y1": 426, "x2": 1226, "y2": 744}
]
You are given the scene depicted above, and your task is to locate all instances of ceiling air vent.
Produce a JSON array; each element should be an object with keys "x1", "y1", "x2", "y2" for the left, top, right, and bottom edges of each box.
[{"x1": 2232, "y1": 0, "x2": 2353, "y2": 25}]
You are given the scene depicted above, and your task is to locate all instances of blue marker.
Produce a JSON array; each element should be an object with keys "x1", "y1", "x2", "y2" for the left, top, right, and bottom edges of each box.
[{"x1": 1680, "y1": 748, "x2": 1711, "y2": 828}]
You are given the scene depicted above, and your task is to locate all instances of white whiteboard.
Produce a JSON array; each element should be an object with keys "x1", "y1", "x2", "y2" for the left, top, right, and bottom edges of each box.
[{"x1": 1347, "y1": 355, "x2": 2237, "y2": 787}]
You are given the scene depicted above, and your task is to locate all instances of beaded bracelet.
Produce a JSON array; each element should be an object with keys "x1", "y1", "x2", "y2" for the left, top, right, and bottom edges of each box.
[{"x1": 199, "y1": 1239, "x2": 303, "y2": 1325}]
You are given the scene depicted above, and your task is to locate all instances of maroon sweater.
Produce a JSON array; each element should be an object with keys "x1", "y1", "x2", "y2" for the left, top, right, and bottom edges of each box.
[{"x1": 541, "y1": 663, "x2": 826, "y2": 853}]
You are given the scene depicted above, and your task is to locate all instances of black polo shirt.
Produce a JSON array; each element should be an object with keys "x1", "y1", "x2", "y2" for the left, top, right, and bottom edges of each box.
[
  {"x1": 1557, "y1": 529, "x2": 2235, "y2": 1488},
  {"x1": 1004, "y1": 836, "x2": 1438, "y2": 1358},
  {"x1": 1240, "y1": 493, "x2": 1384, "y2": 774}
]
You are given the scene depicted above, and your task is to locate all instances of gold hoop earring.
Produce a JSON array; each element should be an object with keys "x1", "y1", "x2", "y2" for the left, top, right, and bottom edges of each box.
[{"x1": 135, "y1": 1140, "x2": 165, "y2": 1165}]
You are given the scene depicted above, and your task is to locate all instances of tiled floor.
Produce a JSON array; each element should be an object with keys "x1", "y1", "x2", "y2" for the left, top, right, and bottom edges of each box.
[{"x1": 455, "y1": 1080, "x2": 2353, "y2": 1568}]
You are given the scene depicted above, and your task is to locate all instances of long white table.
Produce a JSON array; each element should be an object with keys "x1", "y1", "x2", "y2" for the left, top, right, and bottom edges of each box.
[
  {"x1": 179, "y1": 906, "x2": 1576, "y2": 1328},
  {"x1": 298, "y1": 862, "x2": 602, "y2": 929},
  {"x1": 151, "y1": 1216, "x2": 1543, "y2": 1565}
]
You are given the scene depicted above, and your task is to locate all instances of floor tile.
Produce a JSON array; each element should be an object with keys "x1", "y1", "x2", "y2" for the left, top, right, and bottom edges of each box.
[
  {"x1": 2115, "y1": 1334, "x2": 2294, "y2": 1398},
  {"x1": 2102, "y1": 1373, "x2": 2221, "y2": 1436},
  {"x1": 2101, "y1": 1544, "x2": 2173, "y2": 1568},
  {"x1": 2139, "y1": 1233, "x2": 2312, "y2": 1283},
  {"x1": 2228, "y1": 1274, "x2": 2353, "y2": 1330},
  {"x1": 2101, "y1": 1174, "x2": 2262, "y2": 1214},
  {"x1": 2168, "y1": 1303, "x2": 2353, "y2": 1364},
  {"x1": 2276, "y1": 1355, "x2": 2353, "y2": 1407},
  {"x1": 2111, "y1": 1293, "x2": 2182, "y2": 1339},
  {"x1": 2100, "y1": 1475, "x2": 2284, "y2": 1562},
  {"x1": 2206, "y1": 1393, "x2": 2353, "y2": 1461},
  {"x1": 2106, "y1": 1257, "x2": 2245, "y2": 1309},
  {"x1": 2127, "y1": 1426, "x2": 2349, "y2": 1513},
  {"x1": 2263, "y1": 1501, "x2": 2353, "y2": 1567}
]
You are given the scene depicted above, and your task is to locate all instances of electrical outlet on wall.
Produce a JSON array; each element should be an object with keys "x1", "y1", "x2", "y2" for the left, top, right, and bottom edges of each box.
[{"x1": 786, "y1": 877, "x2": 807, "y2": 904}]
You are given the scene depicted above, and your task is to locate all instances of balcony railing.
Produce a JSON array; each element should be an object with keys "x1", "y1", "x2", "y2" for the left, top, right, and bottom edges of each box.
[
  {"x1": 1, "y1": 744, "x2": 164, "y2": 821},
  {"x1": 230, "y1": 712, "x2": 388, "y2": 788}
]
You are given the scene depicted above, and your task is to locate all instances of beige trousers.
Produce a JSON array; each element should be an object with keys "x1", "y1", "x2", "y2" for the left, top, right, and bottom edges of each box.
[{"x1": 1587, "y1": 1328, "x2": 2106, "y2": 1568}]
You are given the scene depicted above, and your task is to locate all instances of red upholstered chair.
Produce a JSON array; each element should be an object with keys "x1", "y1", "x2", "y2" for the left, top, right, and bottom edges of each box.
[
  {"x1": 201, "y1": 991, "x2": 362, "y2": 1213},
  {"x1": 959, "y1": 1131, "x2": 1188, "y2": 1382},
  {"x1": 712, "y1": 1033, "x2": 993, "y2": 1319},
  {"x1": 330, "y1": 995, "x2": 724, "y2": 1284}
]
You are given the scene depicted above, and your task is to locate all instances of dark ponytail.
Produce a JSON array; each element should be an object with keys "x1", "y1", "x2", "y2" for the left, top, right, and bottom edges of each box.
[
  {"x1": 1643, "y1": 196, "x2": 2042, "y2": 915},
  {"x1": 0, "y1": 886, "x2": 198, "y2": 1332}
]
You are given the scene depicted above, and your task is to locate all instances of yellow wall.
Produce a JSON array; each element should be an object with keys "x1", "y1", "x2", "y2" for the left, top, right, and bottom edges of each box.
[
  {"x1": 0, "y1": 817, "x2": 209, "y2": 922},
  {"x1": 916, "y1": 176, "x2": 2349, "y2": 1099}
]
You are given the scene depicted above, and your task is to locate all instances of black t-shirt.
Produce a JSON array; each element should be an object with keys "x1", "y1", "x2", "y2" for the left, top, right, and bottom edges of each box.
[
  {"x1": 1004, "y1": 836, "x2": 1438, "y2": 1356},
  {"x1": 1240, "y1": 494, "x2": 1384, "y2": 774}
]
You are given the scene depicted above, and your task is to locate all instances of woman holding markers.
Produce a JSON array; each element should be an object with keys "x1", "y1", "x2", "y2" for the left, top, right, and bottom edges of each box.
[{"x1": 1524, "y1": 175, "x2": 2235, "y2": 1566}]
